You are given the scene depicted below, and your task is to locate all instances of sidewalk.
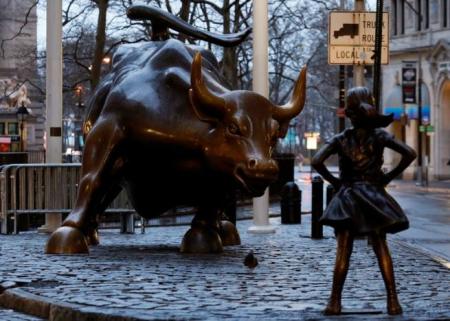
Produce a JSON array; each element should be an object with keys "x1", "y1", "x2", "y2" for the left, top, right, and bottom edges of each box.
[
  {"x1": 387, "y1": 179, "x2": 450, "y2": 264},
  {"x1": 389, "y1": 178, "x2": 450, "y2": 194},
  {"x1": 1, "y1": 216, "x2": 449, "y2": 321}
]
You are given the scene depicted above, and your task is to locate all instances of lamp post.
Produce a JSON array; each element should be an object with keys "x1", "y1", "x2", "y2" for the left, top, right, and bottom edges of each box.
[
  {"x1": 74, "y1": 85, "x2": 85, "y2": 157},
  {"x1": 16, "y1": 103, "x2": 29, "y2": 152},
  {"x1": 402, "y1": 1, "x2": 425, "y2": 185}
]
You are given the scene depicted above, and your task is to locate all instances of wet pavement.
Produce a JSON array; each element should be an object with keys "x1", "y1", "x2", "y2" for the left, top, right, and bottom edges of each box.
[
  {"x1": 388, "y1": 180, "x2": 450, "y2": 264},
  {"x1": 1, "y1": 174, "x2": 449, "y2": 320},
  {"x1": 1, "y1": 215, "x2": 449, "y2": 321}
]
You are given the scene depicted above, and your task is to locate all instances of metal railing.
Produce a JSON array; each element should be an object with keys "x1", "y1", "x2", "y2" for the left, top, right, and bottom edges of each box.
[
  {"x1": 26, "y1": 151, "x2": 46, "y2": 163},
  {"x1": 0, "y1": 163, "x2": 134, "y2": 234},
  {"x1": 0, "y1": 164, "x2": 273, "y2": 235}
]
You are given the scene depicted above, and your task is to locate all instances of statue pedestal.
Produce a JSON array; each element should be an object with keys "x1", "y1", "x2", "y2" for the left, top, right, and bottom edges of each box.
[
  {"x1": 248, "y1": 225, "x2": 276, "y2": 234},
  {"x1": 248, "y1": 189, "x2": 276, "y2": 234}
]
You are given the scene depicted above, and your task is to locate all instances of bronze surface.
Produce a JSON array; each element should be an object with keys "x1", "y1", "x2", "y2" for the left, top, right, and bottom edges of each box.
[
  {"x1": 312, "y1": 87, "x2": 416, "y2": 315},
  {"x1": 46, "y1": 7, "x2": 306, "y2": 255},
  {"x1": 45, "y1": 226, "x2": 89, "y2": 254}
]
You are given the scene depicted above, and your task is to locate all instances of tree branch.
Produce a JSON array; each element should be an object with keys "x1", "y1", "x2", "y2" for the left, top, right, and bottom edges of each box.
[{"x1": 0, "y1": 0, "x2": 38, "y2": 58}]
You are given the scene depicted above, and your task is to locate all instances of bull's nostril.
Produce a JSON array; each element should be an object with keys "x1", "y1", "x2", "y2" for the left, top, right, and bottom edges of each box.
[{"x1": 248, "y1": 159, "x2": 257, "y2": 169}]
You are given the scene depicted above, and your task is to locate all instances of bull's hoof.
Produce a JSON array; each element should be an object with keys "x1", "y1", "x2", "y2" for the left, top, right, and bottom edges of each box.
[
  {"x1": 180, "y1": 227, "x2": 223, "y2": 253},
  {"x1": 86, "y1": 228, "x2": 100, "y2": 246},
  {"x1": 45, "y1": 226, "x2": 89, "y2": 254},
  {"x1": 219, "y1": 220, "x2": 241, "y2": 246}
]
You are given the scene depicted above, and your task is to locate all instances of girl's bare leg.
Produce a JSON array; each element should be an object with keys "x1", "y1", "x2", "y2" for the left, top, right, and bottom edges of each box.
[
  {"x1": 324, "y1": 229, "x2": 354, "y2": 315},
  {"x1": 371, "y1": 233, "x2": 403, "y2": 315}
]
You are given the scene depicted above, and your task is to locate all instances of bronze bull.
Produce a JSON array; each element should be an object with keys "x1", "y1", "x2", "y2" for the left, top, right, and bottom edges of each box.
[{"x1": 46, "y1": 6, "x2": 306, "y2": 254}]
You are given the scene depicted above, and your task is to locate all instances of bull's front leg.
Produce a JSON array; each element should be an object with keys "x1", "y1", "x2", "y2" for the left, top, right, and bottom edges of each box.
[
  {"x1": 180, "y1": 199, "x2": 240, "y2": 254},
  {"x1": 45, "y1": 121, "x2": 125, "y2": 254}
]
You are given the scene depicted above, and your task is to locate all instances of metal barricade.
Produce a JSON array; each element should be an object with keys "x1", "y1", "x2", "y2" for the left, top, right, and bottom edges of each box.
[{"x1": 0, "y1": 163, "x2": 135, "y2": 234}]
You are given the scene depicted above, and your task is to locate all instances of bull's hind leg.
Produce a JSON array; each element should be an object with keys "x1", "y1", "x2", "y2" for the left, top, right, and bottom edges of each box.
[{"x1": 46, "y1": 121, "x2": 125, "y2": 254}]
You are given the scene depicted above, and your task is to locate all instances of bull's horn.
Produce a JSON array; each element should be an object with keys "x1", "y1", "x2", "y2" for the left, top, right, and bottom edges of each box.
[
  {"x1": 190, "y1": 52, "x2": 226, "y2": 119},
  {"x1": 272, "y1": 67, "x2": 307, "y2": 122}
]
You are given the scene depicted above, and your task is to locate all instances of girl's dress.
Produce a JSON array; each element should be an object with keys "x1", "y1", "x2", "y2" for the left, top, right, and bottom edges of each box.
[{"x1": 320, "y1": 128, "x2": 409, "y2": 235}]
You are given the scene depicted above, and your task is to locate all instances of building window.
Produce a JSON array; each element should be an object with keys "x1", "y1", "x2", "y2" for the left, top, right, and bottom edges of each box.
[
  {"x1": 430, "y1": 0, "x2": 439, "y2": 24},
  {"x1": 443, "y1": 0, "x2": 448, "y2": 27},
  {"x1": 425, "y1": 0, "x2": 430, "y2": 28},
  {"x1": 401, "y1": 0, "x2": 406, "y2": 33},
  {"x1": 0, "y1": 123, "x2": 5, "y2": 135},
  {"x1": 393, "y1": 0, "x2": 398, "y2": 34},
  {"x1": 7, "y1": 123, "x2": 18, "y2": 135},
  {"x1": 406, "y1": 1, "x2": 414, "y2": 29},
  {"x1": 416, "y1": 0, "x2": 422, "y2": 30}
]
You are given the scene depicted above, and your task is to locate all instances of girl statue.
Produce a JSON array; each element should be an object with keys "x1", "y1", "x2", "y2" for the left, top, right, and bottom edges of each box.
[{"x1": 312, "y1": 87, "x2": 417, "y2": 315}]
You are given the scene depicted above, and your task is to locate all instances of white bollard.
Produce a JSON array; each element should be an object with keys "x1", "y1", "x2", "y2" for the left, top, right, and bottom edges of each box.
[
  {"x1": 39, "y1": 0, "x2": 63, "y2": 233},
  {"x1": 248, "y1": 0, "x2": 276, "y2": 234}
]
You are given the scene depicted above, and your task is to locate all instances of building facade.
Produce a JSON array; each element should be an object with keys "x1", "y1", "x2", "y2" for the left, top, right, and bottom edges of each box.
[
  {"x1": 0, "y1": 0, "x2": 45, "y2": 158},
  {"x1": 383, "y1": 0, "x2": 450, "y2": 180}
]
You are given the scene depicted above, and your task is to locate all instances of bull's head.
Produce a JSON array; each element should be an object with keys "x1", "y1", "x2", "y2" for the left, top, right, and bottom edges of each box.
[{"x1": 189, "y1": 53, "x2": 306, "y2": 196}]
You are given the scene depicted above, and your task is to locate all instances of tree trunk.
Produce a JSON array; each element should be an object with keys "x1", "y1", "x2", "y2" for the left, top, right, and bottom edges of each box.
[
  {"x1": 221, "y1": 0, "x2": 238, "y2": 89},
  {"x1": 90, "y1": 0, "x2": 108, "y2": 90},
  {"x1": 178, "y1": 0, "x2": 191, "y2": 42}
]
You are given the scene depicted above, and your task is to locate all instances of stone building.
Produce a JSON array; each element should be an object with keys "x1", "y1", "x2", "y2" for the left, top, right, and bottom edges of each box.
[
  {"x1": 0, "y1": 0, "x2": 45, "y2": 159},
  {"x1": 383, "y1": 0, "x2": 450, "y2": 180}
]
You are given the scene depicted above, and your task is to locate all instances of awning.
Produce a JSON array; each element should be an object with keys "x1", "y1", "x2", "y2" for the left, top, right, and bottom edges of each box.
[{"x1": 383, "y1": 83, "x2": 430, "y2": 122}]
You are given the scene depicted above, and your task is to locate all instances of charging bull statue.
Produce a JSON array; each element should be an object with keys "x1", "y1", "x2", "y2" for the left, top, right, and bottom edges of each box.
[{"x1": 46, "y1": 6, "x2": 306, "y2": 254}]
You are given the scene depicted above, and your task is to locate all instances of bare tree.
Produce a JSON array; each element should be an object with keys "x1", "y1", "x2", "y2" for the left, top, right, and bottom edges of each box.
[{"x1": 3, "y1": 0, "x2": 342, "y2": 156}]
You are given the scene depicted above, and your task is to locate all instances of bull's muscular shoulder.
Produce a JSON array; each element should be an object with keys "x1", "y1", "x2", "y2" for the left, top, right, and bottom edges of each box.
[{"x1": 111, "y1": 39, "x2": 220, "y2": 77}]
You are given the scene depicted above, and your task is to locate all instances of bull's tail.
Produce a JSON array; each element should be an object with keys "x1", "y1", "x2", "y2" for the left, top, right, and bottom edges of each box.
[
  {"x1": 83, "y1": 74, "x2": 113, "y2": 137},
  {"x1": 127, "y1": 5, "x2": 251, "y2": 47}
]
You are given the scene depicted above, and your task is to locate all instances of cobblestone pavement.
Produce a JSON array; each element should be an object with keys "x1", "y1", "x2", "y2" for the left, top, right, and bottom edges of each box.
[{"x1": 1, "y1": 216, "x2": 449, "y2": 321}]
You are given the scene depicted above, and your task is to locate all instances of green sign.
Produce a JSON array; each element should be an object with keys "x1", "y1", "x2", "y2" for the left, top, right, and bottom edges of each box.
[{"x1": 419, "y1": 125, "x2": 434, "y2": 133}]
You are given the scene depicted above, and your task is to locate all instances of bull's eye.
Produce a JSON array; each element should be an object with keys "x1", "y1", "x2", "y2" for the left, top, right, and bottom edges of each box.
[{"x1": 227, "y1": 123, "x2": 241, "y2": 135}]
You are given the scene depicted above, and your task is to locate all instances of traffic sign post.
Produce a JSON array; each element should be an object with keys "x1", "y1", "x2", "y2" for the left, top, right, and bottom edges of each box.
[{"x1": 328, "y1": 11, "x2": 389, "y2": 65}]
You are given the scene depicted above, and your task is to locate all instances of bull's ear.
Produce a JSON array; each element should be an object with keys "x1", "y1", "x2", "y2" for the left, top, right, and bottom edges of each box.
[{"x1": 189, "y1": 52, "x2": 226, "y2": 123}]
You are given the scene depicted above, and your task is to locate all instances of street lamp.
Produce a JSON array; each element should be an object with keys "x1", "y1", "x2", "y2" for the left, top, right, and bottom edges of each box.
[
  {"x1": 16, "y1": 103, "x2": 29, "y2": 152},
  {"x1": 74, "y1": 85, "x2": 85, "y2": 158}
]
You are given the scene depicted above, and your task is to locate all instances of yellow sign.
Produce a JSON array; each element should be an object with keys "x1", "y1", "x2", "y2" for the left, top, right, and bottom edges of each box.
[
  {"x1": 328, "y1": 11, "x2": 389, "y2": 65},
  {"x1": 304, "y1": 132, "x2": 320, "y2": 150},
  {"x1": 306, "y1": 136, "x2": 318, "y2": 150}
]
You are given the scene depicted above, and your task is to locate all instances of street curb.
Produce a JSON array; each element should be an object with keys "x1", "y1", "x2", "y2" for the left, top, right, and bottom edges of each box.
[
  {"x1": 0, "y1": 288, "x2": 49, "y2": 318},
  {"x1": 0, "y1": 288, "x2": 151, "y2": 321},
  {"x1": 391, "y1": 239, "x2": 450, "y2": 270}
]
